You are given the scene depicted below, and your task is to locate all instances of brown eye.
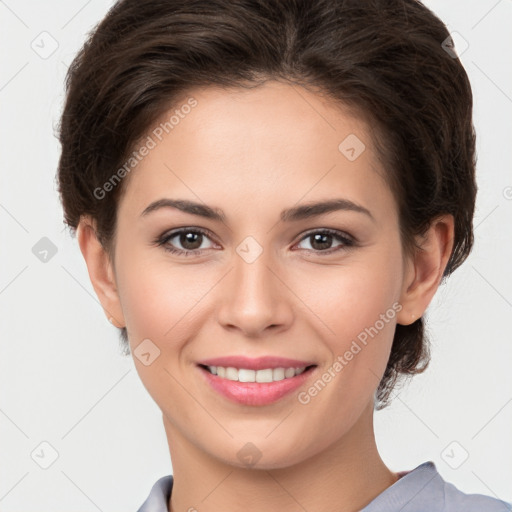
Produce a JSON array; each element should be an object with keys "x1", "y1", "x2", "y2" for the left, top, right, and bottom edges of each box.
[
  {"x1": 295, "y1": 229, "x2": 355, "y2": 254},
  {"x1": 177, "y1": 231, "x2": 204, "y2": 250},
  {"x1": 157, "y1": 228, "x2": 216, "y2": 256}
]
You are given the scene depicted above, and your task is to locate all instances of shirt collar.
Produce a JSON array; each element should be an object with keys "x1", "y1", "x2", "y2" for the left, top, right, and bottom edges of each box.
[{"x1": 360, "y1": 461, "x2": 443, "y2": 511}]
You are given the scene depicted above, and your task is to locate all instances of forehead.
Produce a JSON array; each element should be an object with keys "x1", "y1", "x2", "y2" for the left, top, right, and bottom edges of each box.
[{"x1": 118, "y1": 80, "x2": 393, "y2": 221}]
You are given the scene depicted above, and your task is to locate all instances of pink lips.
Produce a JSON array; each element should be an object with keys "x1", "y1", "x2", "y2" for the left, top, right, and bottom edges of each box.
[{"x1": 197, "y1": 355, "x2": 317, "y2": 406}]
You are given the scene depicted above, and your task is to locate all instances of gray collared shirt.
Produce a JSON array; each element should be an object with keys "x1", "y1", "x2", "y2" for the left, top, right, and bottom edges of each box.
[{"x1": 136, "y1": 461, "x2": 511, "y2": 512}]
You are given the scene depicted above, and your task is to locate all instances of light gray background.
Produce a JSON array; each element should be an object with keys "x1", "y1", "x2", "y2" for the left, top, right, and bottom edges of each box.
[{"x1": 1, "y1": 1, "x2": 511, "y2": 510}]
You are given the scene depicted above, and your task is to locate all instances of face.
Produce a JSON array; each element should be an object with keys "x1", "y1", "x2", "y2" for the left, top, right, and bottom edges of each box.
[{"x1": 107, "y1": 80, "x2": 414, "y2": 469}]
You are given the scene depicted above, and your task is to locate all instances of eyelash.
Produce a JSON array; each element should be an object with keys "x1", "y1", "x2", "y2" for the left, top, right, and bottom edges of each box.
[{"x1": 154, "y1": 227, "x2": 356, "y2": 257}]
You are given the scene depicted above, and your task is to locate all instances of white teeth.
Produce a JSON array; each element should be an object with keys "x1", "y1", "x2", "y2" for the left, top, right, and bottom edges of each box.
[
  {"x1": 272, "y1": 367, "x2": 285, "y2": 381},
  {"x1": 284, "y1": 367, "x2": 295, "y2": 378},
  {"x1": 255, "y1": 368, "x2": 273, "y2": 383},
  {"x1": 225, "y1": 367, "x2": 238, "y2": 381},
  {"x1": 238, "y1": 369, "x2": 256, "y2": 382},
  {"x1": 205, "y1": 365, "x2": 309, "y2": 382}
]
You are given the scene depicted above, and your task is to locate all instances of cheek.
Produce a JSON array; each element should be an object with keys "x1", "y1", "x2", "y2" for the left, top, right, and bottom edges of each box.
[
  {"x1": 114, "y1": 255, "x2": 209, "y2": 400},
  {"x1": 294, "y1": 251, "x2": 401, "y2": 339},
  {"x1": 293, "y1": 249, "x2": 402, "y2": 394},
  {"x1": 115, "y1": 249, "x2": 207, "y2": 345}
]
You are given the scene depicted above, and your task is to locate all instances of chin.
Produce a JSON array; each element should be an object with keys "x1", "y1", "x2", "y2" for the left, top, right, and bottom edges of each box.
[{"x1": 212, "y1": 437, "x2": 317, "y2": 471}]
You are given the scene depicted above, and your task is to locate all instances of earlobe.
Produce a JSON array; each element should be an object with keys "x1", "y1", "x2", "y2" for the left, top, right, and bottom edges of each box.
[
  {"x1": 76, "y1": 216, "x2": 125, "y2": 328},
  {"x1": 396, "y1": 214, "x2": 455, "y2": 325}
]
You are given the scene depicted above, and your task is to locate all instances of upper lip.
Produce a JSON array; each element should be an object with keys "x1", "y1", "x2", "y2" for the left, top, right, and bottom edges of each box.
[{"x1": 198, "y1": 356, "x2": 317, "y2": 371}]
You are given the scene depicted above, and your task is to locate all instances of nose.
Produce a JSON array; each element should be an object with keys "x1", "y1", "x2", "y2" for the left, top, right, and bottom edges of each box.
[{"x1": 216, "y1": 243, "x2": 293, "y2": 338}]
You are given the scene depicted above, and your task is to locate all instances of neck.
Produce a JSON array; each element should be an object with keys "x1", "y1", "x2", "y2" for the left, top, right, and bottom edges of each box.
[{"x1": 164, "y1": 401, "x2": 398, "y2": 512}]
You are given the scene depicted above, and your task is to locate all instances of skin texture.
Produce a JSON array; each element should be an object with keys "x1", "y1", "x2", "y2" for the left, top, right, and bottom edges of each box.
[{"x1": 77, "y1": 80, "x2": 454, "y2": 512}]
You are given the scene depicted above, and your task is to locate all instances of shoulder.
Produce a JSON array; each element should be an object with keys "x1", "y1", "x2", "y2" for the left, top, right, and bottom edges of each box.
[
  {"x1": 362, "y1": 461, "x2": 511, "y2": 512},
  {"x1": 441, "y1": 476, "x2": 511, "y2": 511},
  {"x1": 136, "y1": 475, "x2": 174, "y2": 512},
  {"x1": 409, "y1": 462, "x2": 511, "y2": 512}
]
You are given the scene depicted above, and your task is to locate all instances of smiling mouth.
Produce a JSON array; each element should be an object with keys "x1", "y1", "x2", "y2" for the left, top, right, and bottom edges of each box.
[{"x1": 198, "y1": 364, "x2": 317, "y2": 383}]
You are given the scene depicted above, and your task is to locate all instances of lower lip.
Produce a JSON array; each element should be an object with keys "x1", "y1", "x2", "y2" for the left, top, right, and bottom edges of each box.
[{"x1": 197, "y1": 365, "x2": 317, "y2": 406}]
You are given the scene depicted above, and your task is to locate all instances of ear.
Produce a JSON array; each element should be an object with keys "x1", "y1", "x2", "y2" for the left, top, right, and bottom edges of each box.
[
  {"x1": 396, "y1": 214, "x2": 455, "y2": 326},
  {"x1": 76, "y1": 215, "x2": 125, "y2": 328}
]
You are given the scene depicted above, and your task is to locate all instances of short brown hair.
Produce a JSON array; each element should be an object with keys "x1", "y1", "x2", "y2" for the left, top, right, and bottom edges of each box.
[{"x1": 56, "y1": 0, "x2": 476, "y2": 408}]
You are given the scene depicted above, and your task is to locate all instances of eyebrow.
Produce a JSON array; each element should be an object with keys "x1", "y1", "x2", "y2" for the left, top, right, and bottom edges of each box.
[{"x1": 140, "y1": 198, "x2": 375, "y2": 223}]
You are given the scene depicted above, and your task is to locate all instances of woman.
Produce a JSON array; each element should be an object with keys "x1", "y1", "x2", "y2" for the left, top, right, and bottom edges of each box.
[{"x1": 56, "y1": 0, "x2": 511, "y2": 510}]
